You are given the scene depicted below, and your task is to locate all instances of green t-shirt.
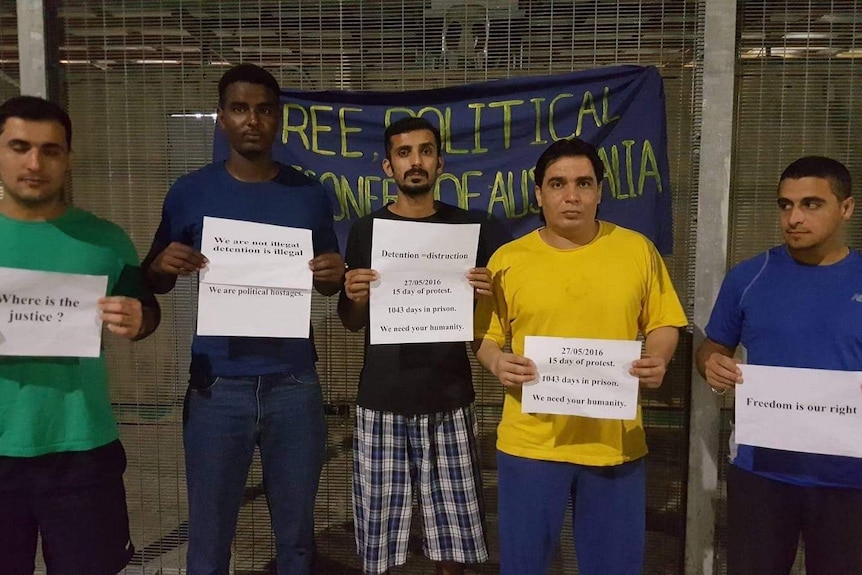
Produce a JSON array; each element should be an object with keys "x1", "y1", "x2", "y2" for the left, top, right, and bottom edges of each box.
[{"x1": 0, "y1": 207, "x2": 141, "y2": 457}]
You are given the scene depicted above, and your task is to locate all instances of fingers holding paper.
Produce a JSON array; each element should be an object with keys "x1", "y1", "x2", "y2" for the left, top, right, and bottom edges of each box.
[
  {"x1": 151, "y1": 242, "x2": 208, "y2": 276},
  {"x1": 493, "y1": 353, "x2": 538, "y2": 388},
  {"x1": 467, "y1": 267, "x2": 492, "y2": 298},
  {"x1": 344, "y1": 268, "x2": 379, "y2": 304},
  {"x1": 98, "y1": 296, "x2": 143, "y2": 340},
  {"x1": 704, "y1": 352, "x2": 744, "y2": 393},
  {"x1": 630, "y1": 355, "x2": 668, "y2": 389},
  {"x1": 309, "y1": 252, "x2": 346, "y2": 284}
]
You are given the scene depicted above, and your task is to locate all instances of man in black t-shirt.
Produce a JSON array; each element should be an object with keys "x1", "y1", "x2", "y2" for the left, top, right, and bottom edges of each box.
[{"x1": 339, "y1": 117, "x2": 502, "y2": 575}]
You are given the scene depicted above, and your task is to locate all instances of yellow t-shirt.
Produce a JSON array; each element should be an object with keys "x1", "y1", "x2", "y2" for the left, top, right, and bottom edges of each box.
[{"x1": 474, "y1": 223, "x2": 688, "y2": 466}]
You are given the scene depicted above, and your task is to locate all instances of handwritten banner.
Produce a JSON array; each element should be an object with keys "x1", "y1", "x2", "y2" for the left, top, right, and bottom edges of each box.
[{"x1": 214, "y1": 65, "x2": 673, "y2": 254}]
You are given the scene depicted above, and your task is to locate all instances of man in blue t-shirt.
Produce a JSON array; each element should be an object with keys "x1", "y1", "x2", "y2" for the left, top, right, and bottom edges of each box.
[
  {"x1": 143, "y1": 64, "x2": 344, "y2": 575},
  {"x1": 697, "y1": 156, "x2": 862, "y2": 575}
]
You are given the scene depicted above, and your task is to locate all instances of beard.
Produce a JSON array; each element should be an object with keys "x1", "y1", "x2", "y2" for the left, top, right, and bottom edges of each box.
[
  {"x1": 399, "y1": 182, "x2": 434, "y2": 197},
  {"x1": 397, "y1": 169, "x2": 435, "y2": 197}
]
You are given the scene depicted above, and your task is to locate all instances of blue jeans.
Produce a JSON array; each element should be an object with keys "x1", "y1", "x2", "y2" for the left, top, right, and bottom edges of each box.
[
  {"x1": 497, "y1": 451, "x2": 646, "y2": 575},
  {"x1": 183, "y1": 371, "x2": 326, "y2": 575}
]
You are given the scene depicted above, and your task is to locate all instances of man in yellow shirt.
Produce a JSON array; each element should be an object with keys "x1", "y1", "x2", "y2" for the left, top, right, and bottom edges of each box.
[{"x1": 474, "y1": 138, "x2": 687, "y2": 574}]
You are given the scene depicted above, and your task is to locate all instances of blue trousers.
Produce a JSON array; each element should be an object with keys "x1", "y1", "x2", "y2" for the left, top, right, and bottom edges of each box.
[
  {"x1": 183, "y1": 372, "x2": 326, "y2": 575},
  {"x1": 497, "y1": 451, "x2": 645, "y2": 575}
]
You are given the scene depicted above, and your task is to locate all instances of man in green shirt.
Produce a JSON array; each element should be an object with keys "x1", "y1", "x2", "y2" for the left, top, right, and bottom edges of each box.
[{"x1": 0, "y1": 96, "x2": 159, "y2": 574}]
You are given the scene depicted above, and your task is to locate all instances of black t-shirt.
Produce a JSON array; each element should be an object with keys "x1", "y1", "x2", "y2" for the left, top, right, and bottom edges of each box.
[{"x1": 343, "y1": 202, "x2": 508, "y2": 415}]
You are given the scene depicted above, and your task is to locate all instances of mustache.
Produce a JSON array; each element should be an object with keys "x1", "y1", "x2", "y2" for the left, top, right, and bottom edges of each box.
[{"x1": 405, "y1": 169, "x2": 428, "y2": 178}]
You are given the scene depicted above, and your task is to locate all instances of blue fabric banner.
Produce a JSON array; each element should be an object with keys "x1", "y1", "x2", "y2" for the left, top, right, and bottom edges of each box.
[{"x1": 213, "y1": 65, "x2": 673, "y2": 253}]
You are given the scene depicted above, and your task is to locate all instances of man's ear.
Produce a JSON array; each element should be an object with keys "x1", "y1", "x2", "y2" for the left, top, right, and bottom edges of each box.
[
  {"x1": 843, "y1": 196, "x2": 855, "y2": 221},
  {"x1": 382, "y1": 157, "x2": 394, "y2": 178}
]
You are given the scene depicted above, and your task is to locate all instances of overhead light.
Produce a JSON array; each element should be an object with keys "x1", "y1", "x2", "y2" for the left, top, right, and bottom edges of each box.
[
  {"x1": 783, "y1": 32, "x2": 835, "y2": 40},
  {"x1": 164, "y1": 45, "x2": 202, "y2": 53},
  {"x1": 585, "y1": 16, "x2": 649, "y2": 26},
  {"x1": 837, "y1": 48, "x2": 862, "y2": 59},
  {"x1": 740, "y1": 48, "x2": 767, "y2": 59},
  {"x1": 770, "y1": 46, "x2": 839, "y2": 58},
  {"x1": 68, "y1": 27, "x2": 127, "y2": 37},
  {"x1": 213, "y1": 29, "x2": 278, "y2": 38},
  {"x1": 231, "y1": 46, "x2": 294, "y2": 54},
  {"x1": 60, "y1": 59, "x2": 115, "y2": 66},
  {"x1": 60, "y1": 45, "x2": 157, "y2": 52},
  {"x1": 169, "y1": 113, "x2": 217, "y2": 119},
  {"x1": 820, "y1": 13, "x2": 862, "y2": 24},
  {"x1": 186, "y1": 10, "x2": 261, "y2": 20},
  {"x1": 0, "y1": 58, "x2": 18, "y2": 64},
  {"x1": 556, "y1": 48, "x2": 618, "y2": 57},
  {"x1": 134, "y1": 59, "x2": 182, "y2": 64},
  {"x1": 133, "y1": 28, "x2": 191, "y2": 37},
  {"x1": 107, "y1": 9, "x2": 174, "y2": 18},
  {"x1": 209, "y1": 59, "x2": 233, "y2": 66}
]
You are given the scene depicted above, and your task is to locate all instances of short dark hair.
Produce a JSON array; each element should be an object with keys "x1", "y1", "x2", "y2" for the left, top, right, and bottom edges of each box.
[
  {"x1": 534, "y1": 138, "x2": 604, "y2": 187},
  {"x1": 779, "y1": 156, "x2": 852, "y2": 200},
  {"x1": 384, "y1": 116, "x2": 442, "y2": 158},
  {"x1": 0, "y1": 96, "x2": 72, "y2": 149},
  {"x1": 217, "y1": 63, "x2": 281, "y2": 108}
]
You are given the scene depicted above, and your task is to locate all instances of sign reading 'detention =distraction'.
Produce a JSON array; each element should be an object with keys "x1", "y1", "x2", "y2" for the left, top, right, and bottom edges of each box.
[{"x1": 369, "y1": 219, "x2": 479, "y2": 345}]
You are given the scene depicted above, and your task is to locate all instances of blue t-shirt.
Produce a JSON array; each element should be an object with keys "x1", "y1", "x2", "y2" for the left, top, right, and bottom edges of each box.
[
  {"x1": 706, "y1": 245, "x2": 862, "y2": 488},
  {"x1": 150, "y1": 162, "x2": 339, "y2": 378}
]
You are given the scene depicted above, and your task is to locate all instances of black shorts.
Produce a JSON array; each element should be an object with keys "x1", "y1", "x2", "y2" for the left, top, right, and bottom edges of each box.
[
  {"x1": 727, "y1": 464, "x2": 862, "y2": 575},
  {"x1": 0, "y1": 440, "x2": 134, "y2": 575}
]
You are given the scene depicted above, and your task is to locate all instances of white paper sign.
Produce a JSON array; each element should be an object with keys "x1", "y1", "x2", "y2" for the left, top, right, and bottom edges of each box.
[
  {"x1": 0, "y1": 267, "x2": 107, "y2": 357},
  {"x1": 521, "y1": 336, "x2": 642, "y2": 420},
  {"x1": 369, "y1": 219, "x2": 479, "y2": 345},
  {"x1": 736, "y1": 364, "x2": 862, "y2": 458},
  {"x1": 197, "y1": 283, "x2": 311, "y2": 338},
  {"x1": 200, "y1": 216, "x2": 313, "y2": 289},
  {"x1": 196, "y1": 218, "x2": 314, "y2": 337}
]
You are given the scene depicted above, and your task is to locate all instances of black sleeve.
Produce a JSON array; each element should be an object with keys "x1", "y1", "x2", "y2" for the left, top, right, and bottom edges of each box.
[{"x1": 345, "y1": 217, "x2": 372, "y2": 271}]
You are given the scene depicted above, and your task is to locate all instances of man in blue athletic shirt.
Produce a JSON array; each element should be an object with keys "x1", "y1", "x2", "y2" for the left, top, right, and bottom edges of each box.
[
  {"x1": 697, "y1": 156, "x2": 862, "y2": 575},
  {"x1": 143, "y1": 64, "x2": 344, "y2": 575}
]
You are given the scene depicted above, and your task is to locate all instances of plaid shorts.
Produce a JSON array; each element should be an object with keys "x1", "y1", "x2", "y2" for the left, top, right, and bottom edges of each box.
[{"x1": 353, "y1": 404, "x2": 489, "y2": 574}]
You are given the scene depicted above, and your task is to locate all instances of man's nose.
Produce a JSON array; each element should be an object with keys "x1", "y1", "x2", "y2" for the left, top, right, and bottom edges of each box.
[
  {"x1": 24, "y1": 148, "x2": 42, "y2": 170},
  {"x1": 564, "y1": 187, "x2": 580, "y2": 203},
  {"x1": 788, "y1": 206, "x2": 805, "y2": 225}
]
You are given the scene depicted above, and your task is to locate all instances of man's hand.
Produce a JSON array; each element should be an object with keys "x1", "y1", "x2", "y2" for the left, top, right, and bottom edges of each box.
[
  {"x1": 704, "y1": 352, "x2": 743, "y2": 393},
  {"x1": 98, "y1": 296, "x2": 143, "y2": 340},
  {"x1": 467, "y1": 267, "x2": 492, "y2": 298},
  {"x1": 630, "y1": 354, "x2": 668, "y2": 389},
  {"x1": 343, "y1": 268, "x2": 378, "y2": 305},
  {"x1": 150, "y1": 242, "x2": 207, "y2": 276},
  {"x1": 491, "y1": 352, "x2": 537, "y2": 388},
  {"x1": 310, "y1": 253, "x2": 345, "y2": 284}
]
